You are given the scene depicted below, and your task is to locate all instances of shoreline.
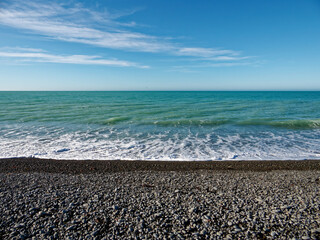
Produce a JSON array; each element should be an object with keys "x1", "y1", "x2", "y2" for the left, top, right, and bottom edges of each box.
[{"x1": 1, "y1": 157, "x2": 320, "y2": 174}]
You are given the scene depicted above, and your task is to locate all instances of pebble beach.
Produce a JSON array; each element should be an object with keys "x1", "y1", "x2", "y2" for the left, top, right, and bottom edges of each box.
[{"x1": 1, "y1": 158, "x2": 320, "y2": 239}]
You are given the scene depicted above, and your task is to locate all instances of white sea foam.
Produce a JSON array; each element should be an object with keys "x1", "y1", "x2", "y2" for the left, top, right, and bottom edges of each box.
[{"x1": 1, "y1": 123, "x2": 320, "y2": 160}]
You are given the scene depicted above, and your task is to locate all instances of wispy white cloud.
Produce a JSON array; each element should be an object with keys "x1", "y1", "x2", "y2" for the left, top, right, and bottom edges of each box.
[
  {"x1": 176, "y1": 47, "x2": 239, "y2": 58},
  {"x1": 0, "y1": 0, "x2": 170, "y2": 52},
  {"x1": 175, "y1": 48, "x2": 254, "y2": 62},
  {"x1": 0, "y1": 48, "x2": 148, "y2": 68},
  {"x1": 207, "y1": 56, "x2": 252, "y2": 61},
  {"x1": 0, "y1": 0, "x2": 255, "y2": 67},
  {"x1": 170, "y1": 61, "x2": 260, "y2": 72},
  {"x1": 0, "y1": 46, "x2": 46, "y2": 52},
  {"x1": 205, "y1": 62, "x2": 254, "y2": 67}
]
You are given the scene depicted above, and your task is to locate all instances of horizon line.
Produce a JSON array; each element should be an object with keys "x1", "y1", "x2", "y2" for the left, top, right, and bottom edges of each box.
[{"x1": 1, "y1": 90, "x2": 320, "y2": 92}]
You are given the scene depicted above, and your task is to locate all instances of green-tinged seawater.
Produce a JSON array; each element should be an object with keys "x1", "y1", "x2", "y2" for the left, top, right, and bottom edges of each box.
[{"x1": 1, "y1": 91, "x2": 320, "y2": 160}]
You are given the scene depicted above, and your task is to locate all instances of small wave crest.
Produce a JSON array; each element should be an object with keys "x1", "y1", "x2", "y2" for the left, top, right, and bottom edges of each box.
[
  {"x1": 239, "y1": 119, "x2": 320, "y2": 129},
  {"x1": 148, "y1": 119, "x2": 320, "y2": 129},
  {"x1": 98, "y1": 117, "x2": 131, "y2": 125},
  {"x1": 152, "y1": 119, "x2": 230, "y2": 127}
]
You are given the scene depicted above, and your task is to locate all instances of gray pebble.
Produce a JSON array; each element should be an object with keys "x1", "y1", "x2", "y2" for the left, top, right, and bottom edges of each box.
[{"x1": 0, "y1": 170, "x2": 319, "y2": 239}]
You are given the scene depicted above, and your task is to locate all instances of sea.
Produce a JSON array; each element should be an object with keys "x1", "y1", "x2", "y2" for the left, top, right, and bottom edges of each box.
[{"x1": 1, "y1": 91, "x2": 320, "y2": 161}]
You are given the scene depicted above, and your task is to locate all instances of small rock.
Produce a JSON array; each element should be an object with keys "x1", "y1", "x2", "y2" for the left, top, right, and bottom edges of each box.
[
  {"x1": 188, "y1": 207, "x2": 197, "y2": 213},
  {"x1": 92, "y1": 230, "x2": 99, "y2": 237},
  {"x1": 37, "y1": 211, "x2": 49, "y2": 217},
  {"x1": 271, "y1": 231, "x2": 277, "y2": 237},
  {"x1": 67, "y1": 225, "x2": 76, "y2": 231},
  {"x1": 113, "y1": 205, "x2": 119, "y2": 210}
]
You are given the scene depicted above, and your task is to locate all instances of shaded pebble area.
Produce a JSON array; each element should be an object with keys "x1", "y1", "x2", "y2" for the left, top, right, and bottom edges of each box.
[{"x1": 1, "y1": 170, "x2": 320, "y2": 239}]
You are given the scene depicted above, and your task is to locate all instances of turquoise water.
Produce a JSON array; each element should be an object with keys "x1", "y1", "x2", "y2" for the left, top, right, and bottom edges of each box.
[{"x1": 1, "y1": 91, "x2": 320, "y2": 160}]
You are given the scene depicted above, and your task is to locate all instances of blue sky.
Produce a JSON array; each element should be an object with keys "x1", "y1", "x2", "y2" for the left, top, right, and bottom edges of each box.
[{"x1": 0, "y1": 0, "x2": 319, "y2": 90}]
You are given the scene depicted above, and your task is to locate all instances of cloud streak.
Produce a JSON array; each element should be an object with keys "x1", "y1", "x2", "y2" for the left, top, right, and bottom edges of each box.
[
  {"x1": 176, "y1": 48, "x2": 239, "y2": 58},
  {"x1": 0, "y1": 49, "x2": 148, "y2": 68},
  {"x1": 0, "y1": 0, "x2": 254, "y2": 67},
  {"x1": 0, "y1": 1, "x2": 170, "y2": 52}
]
